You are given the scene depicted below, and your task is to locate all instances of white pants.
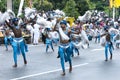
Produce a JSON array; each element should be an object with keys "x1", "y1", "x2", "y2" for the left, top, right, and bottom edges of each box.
[{"x1": 33, "y1": 32, "x2": 40, "y2": 44}]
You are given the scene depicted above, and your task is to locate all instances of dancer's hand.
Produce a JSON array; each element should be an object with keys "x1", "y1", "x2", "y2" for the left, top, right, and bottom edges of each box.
[
  {"x1": 56, "y1": 18, "x2": 61, "y2": 23},
  {"x1": 68, "y1": 29, "x2": 71, "y2": 33}
]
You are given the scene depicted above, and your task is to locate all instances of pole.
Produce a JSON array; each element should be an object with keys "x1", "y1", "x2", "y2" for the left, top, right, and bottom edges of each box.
[
  {"x1": 17, "y1": 0, "x2": 24, "y2": 17},
  {"x1": 12, "y1": 0, "x2": 14, "y2": 11},
  {"x1": 41, "y1": 0, "x2": 44, "y2": 11},
  {"x1": 118, "y1": 7, "x2": 120, "y2": 18},
  {"x1": 113, "y1": 7, "x2": 115, "y2": 21},
  {"x1": 7, "y1": 0, "x2": 12, "y2": 10},
  {"x1": 109, "y1": 8, "x2": 110, "y2": 18}
]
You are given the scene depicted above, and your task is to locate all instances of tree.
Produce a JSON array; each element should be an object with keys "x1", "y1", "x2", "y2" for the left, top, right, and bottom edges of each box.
[
  {"x1": 63, "y1": 0, "x2": 79, "y2": 19},
  {"x1": 13, "y1": 0, "x2": 20, "y2": 15},
  {"x1": 0, "y1": 0, "x2": 111, "y2": 17},
  {"x1": 95, "y1": 2, "x2": 104, "y2": 11},
  {"x1": 75, "y1": 0, "x2": 90, "y2": 15},
  {"x1": 33, "y1": 0, "x2": 53, "y2": 11},
  {"x1": 0, "y1": 0, "x2": 7, "y2": 12},
  {"x1": 86, "y1": 0, "x2": 96, "y2": 10},
  {"x1": 89, "y1": 0, "x2": 108, "y2": 11},
  {"x1": 48, "y1": 0, "x2": 67, "y2": 10},
  {"x1": 42, "y1": 0, "x2": 53, "y2": 11}
]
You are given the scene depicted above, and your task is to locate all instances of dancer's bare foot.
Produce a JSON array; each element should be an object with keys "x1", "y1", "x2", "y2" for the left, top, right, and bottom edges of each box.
[
  {"x1": 52, "y1": 49, "x2": 54, "y2": 52},
  {"x1": 6, "y1": 48, "x2": 8, "y2": 51},
  {"x1": 24, "y1": 60, "x2": 27, "y2": 65},
  {"x1": 13, "y1": 64, "x2": 17, "y2": 68},
  {"x1": 57, "y1": 55, "x2": 60, "y2": 58},
  {"x1": 61, "y1": 72, "x2": 65, "y2": 76},
  {"x1": 105, "y1": 59, "x2": 108, "y2": 61},
  {"x1": 69, "y1": 66, "x2": 72, "y2": 73},
  {"x1": 110, "y1": 56, "x2": 112, "y2": 60}
]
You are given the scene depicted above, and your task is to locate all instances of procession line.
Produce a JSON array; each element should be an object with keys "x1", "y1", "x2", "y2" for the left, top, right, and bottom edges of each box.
[{"x1": 10, "y1": 63, "x2": 89, "y2": 80}]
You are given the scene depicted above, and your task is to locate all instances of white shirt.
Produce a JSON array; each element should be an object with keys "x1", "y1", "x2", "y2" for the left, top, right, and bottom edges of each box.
[{"x1": 34, "y1": 24, "x2": 40, "y2": 30}]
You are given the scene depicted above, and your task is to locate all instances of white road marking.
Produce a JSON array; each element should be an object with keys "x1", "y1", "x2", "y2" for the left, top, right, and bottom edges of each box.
[
  {"x1": 91, "y1": 48, "x2": 104, "y2": 52},
  {"x1": 28, "y1": 44, "x2": 45, "y2": 47},
  {"x1": 10, "y1": 63, "x2": 89, "y2": 80}
]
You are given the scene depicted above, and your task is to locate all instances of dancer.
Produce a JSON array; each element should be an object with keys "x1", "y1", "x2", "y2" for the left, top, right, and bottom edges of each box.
[
  {"x1": 101, "y1": 30, "x2": 114, "y2": 61},
  {"x1": 54, "y1": 20, "x2": 72, "y2": 76},
  {"x1": 45, "y1": 28, "x2": 54, "y2": 52},
  {"x1": 33, "y1": 23, "x2": 40, "y2": 45},
  {"x1": 5, "y1": 18, "x2": 28, "y2": 67},
  {"x1": 70, "y1": 25, "x2": 80, "y2": 57},
  {"x1": 4, "y1": 29, "x2": 13, "y2": 51}
]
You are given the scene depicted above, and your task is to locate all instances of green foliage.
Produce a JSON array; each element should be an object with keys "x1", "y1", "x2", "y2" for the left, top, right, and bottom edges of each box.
[
  {"x1": 0, "y1": 0, "x2": 116, "y2": 18},
  {"x1": 96, "y1": 2, "x2": 105, "y2": 11},
  {"x1": 18, "y1": 13, "x2": 24, "y2": 19},
  {"x1": 42, "y1": 0, "x2": 53, "y2": 11},
  {"x1": 75, "y1": 0, "x2": 89, "y2": 15},
  {"x1": 12, "y1": 0, "x2": 53, "y2": 15},
  {"x1": 86, "y1": 0, "x2": 96, "y2": 10},
  {"x1": 32, "y1": 0, "x2": 41, "y2": 11},
  {"x1": 0, "y1": 0, "x2": 7, "y2": 12},
  {"x1": 13, "y1": 0, "x2": 20, "y2": 15},
  {"x1": 89, "y1": 0, "x2": 108, "y2": 11},
  {"x1": 33, "y1": 0, "x2": 53, "y2": 11},
  {"x1": 63, "y1": 0, "x2": 79, "y2": 19},
  {"x1": 48, "y1": 0, "x2": 67, "y2": 10}
]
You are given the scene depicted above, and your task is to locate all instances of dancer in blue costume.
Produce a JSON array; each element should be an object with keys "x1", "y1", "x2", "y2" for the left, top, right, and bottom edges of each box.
[
  {"x1": 45, "y1": 28, "x2": 54, "y2": 52},
  {"x1": 54, "y1": 20, "x2": 72, "y2": 76},
  {"x1": 70, "y1": 25, "x2": 80, "y2": 57},
  {"x1": 5, "y1": 18, "x2": 28, "y2": 67},
  {"x1": 4, "y1": 30, "x2": 13, "y2": 51},
  {"x1": 101, "y1": 30, "x2": 114, "y2": 61}
]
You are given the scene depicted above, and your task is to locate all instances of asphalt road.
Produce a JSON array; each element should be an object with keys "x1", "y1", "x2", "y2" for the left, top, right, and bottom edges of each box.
[{"x1": 0, "y1": 41, "x2": 120, "y2": 80}]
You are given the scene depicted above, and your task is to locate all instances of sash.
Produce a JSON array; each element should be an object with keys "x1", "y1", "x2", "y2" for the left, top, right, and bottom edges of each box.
[
  {"x1": 13, "y1": 38, "x2": 23, "y2": 43},
  {"x1": 13, "y1": 37, "x2": 24, "y2": 55},
  {"x1": 59, "y1": 43, "x2": 70, "y2": 49}
]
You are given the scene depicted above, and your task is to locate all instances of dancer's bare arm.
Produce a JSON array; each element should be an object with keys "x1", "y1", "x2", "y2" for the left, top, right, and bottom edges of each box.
[{"x1": 5, "y1": 20, "x2": 13, "y2": 29}]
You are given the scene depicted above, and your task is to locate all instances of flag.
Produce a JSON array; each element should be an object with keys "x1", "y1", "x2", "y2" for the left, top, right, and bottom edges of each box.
[
  {"x1": 109, "y1": 0, "x2": 113, "y2": 8},
  {"x1": 114, "y1": 0, "x2": 120, "y2": 8}
]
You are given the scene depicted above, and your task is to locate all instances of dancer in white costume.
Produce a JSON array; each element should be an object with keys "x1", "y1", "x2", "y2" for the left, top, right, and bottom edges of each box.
[{"x1": 33, "y1": 23, "x2": 40, "y2": 45}]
